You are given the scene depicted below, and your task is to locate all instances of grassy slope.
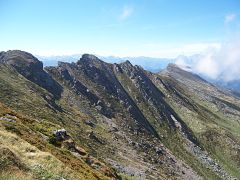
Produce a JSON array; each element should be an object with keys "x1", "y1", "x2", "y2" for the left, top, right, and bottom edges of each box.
[
  {"x1": 155, "y1": 75, "x2": 240, "y2": 179},
  {"x1": 48, "y1": 65, "x2": 171, "y2": 179},
  {"x1": 0, "y1": 63, "x2": 189, "y2": 179},
  {"x1": 115, "y1": 71, "x2": 220, "y2": 180},
  {"x1": 0, "y1": 61, "x2": 161, "y2": 179},
  {"x1": 1, "y1": 60, "x2": 239, "y2": 179},
  {"x1": 0, "y1": 103, "x2": 110, "y2": 179},
  {"x1": 0, "y1": 64, "x2": 116, "y2": 179}
]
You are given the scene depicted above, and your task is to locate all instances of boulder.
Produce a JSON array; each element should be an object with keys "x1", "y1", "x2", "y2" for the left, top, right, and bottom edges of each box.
[{"x1": 53, "y1": 129, "x2": 68, "y2": 141}]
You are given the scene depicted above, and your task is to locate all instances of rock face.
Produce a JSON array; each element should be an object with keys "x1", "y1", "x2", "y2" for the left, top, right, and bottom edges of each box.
[
  {"x1": 47, "y1": 55, "x2": 159, "y2": 137},
  {"x1": 53, "y1": 129, "x2": 68, "y2": 141},
  {"x1": 0, "y1": 50, "x2": 239, "y2": 179},
  {"x1": 1, "y1": 50, "x2": 63, "y2": 98}
]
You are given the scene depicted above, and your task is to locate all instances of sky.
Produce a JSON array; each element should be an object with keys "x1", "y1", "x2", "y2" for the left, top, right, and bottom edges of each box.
[{"x1": 0, "y1": 0, "x2": 239, "y2": 58}]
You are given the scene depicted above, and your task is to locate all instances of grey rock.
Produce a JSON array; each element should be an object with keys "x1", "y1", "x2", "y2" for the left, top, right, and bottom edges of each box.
[
  {"x1": 84, "y1": 120, "x2": 95, "y2": 127},
  {"x1": 53, "y1": 129, "x2": 67, "y2": 141}
]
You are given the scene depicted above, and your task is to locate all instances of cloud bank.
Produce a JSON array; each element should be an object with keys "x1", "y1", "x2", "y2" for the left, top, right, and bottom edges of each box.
[{"x1": 176, "y1": 38, "x2": 240, "y2": 82}]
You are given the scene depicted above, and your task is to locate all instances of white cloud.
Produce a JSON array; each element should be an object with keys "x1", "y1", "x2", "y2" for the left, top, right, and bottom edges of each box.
[
  {"x1": 194, "y1": 52, "x2": 220, "y2": 79},
  {"x1": 119, "y1": 6, "x2": 133, "y2": 20},
  {"x1": 225, "y1": 13, "x2": 236, "y2": 23},
  {"x1": 176, "y1": 38, "x2": 240, "y2": 82}
]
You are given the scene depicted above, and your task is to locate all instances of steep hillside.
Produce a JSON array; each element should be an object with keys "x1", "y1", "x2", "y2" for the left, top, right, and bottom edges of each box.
[
  {"x1": 157, "y1": 64, "x2": 240, "y2": 178},
  {"x1": 0, "y1": 50, "x2": 239, "y2": 180}
]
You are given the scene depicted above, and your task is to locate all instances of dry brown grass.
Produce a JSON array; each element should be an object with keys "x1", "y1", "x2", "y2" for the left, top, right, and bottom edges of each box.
[
  {"x1": 0, "y1": 126, "x2": 83, "y2": 179},
  {"x1": 0, "y1": 102, "x2": 116, "y2": 180},
  {"x1": 0, "y1": 170, "x2": 34, "y2": 180}
]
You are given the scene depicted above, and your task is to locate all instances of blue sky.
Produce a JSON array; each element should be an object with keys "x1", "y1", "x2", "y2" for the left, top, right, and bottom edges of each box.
[{"x1": 0, "y1": 0, "x2": 239, "y2": 57}]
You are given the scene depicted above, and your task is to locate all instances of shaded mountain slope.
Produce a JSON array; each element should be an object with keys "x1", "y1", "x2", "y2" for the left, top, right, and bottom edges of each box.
[{"x1": 0, "y1": 50, "x2": 63, "y2": 98}]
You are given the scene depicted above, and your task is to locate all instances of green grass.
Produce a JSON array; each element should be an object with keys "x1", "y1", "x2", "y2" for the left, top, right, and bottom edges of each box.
[
  {"x1": 155, "y1": 74, "x2": 240, "y2": 179},
  {"x1": 115, "y1": 71, "x2": 221, "y2": 179},
  {"x1": 0, "y1": 64, "x2": 117, "y2": 179}
]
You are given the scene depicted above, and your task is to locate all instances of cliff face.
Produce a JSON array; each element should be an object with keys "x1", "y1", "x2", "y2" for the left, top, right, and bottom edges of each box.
[
  {"x1": 0, "y1": 50, "x2": 63, "y2": 98},
  {"x1": 0, "y1": 50, "x2": 239, "y2": 179}
]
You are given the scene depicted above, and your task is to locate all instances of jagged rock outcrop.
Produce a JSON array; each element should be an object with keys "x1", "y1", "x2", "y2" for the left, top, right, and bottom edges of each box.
[
  {"x1": 47, "y1": 54, "x2": 159, "y2": 137},
  {"x1": 51, "y1": 128, "x2": 118, "y2": 178},
  {"x1": 1, "y1": 50, "x2": 63, "y2": 98},
  {"x1": 116, "y1": 61, "x2": 199, "y2": 144}
]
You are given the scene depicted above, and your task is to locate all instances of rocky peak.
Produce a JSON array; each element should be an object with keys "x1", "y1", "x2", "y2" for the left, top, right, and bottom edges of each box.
[
  {"x1": 1, "y1": 50, "x2": 43, "y2": 77},
  {"x1": 161, "y1": 63, "x2": 207, "y2": 83},
  {"x1": 166, "y1": 63, "x2": 182, "y2": 73},
  {"x1": 120, "y1": 60, "x2": 133, "y2": 69},
  {"x1": 0, "y1": 50, "x2": 37, "y2": 60},
  {"x1": 82, "y1": 54, "x2": 99, "y2": 61},
  {"x1": 1, "y1": 50, "x2": 43, "y2": 70},
  {"x1": 77, "y1": 54, "x2": 106, "y2": 67},
  {"x1": 1, "y1": 50, "x2": 63, "y2": 99},
  {"x1": 123, "y1": 60, "x2": 132, "y2": 65},
  {"x1": 119, "y1": 60, "x2": 135, "y2": 78}
]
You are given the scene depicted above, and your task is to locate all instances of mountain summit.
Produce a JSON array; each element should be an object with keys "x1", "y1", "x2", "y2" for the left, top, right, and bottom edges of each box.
[{"x1": 0, "y1": 50, "x2": 239, "y2": 179}]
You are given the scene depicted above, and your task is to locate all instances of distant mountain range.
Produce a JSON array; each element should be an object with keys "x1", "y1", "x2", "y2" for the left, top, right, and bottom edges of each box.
[{"x1": 37, "y1": 54, "x2": 175, "y2": 72}]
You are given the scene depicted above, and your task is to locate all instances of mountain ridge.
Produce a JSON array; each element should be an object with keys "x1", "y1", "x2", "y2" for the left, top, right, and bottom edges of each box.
[
  {"x1": 0, "y1": 50, "x2": 239, "y2": 179},
  {"x1": 38, "y1": 53, "x2": 240, "y2": 95}
]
